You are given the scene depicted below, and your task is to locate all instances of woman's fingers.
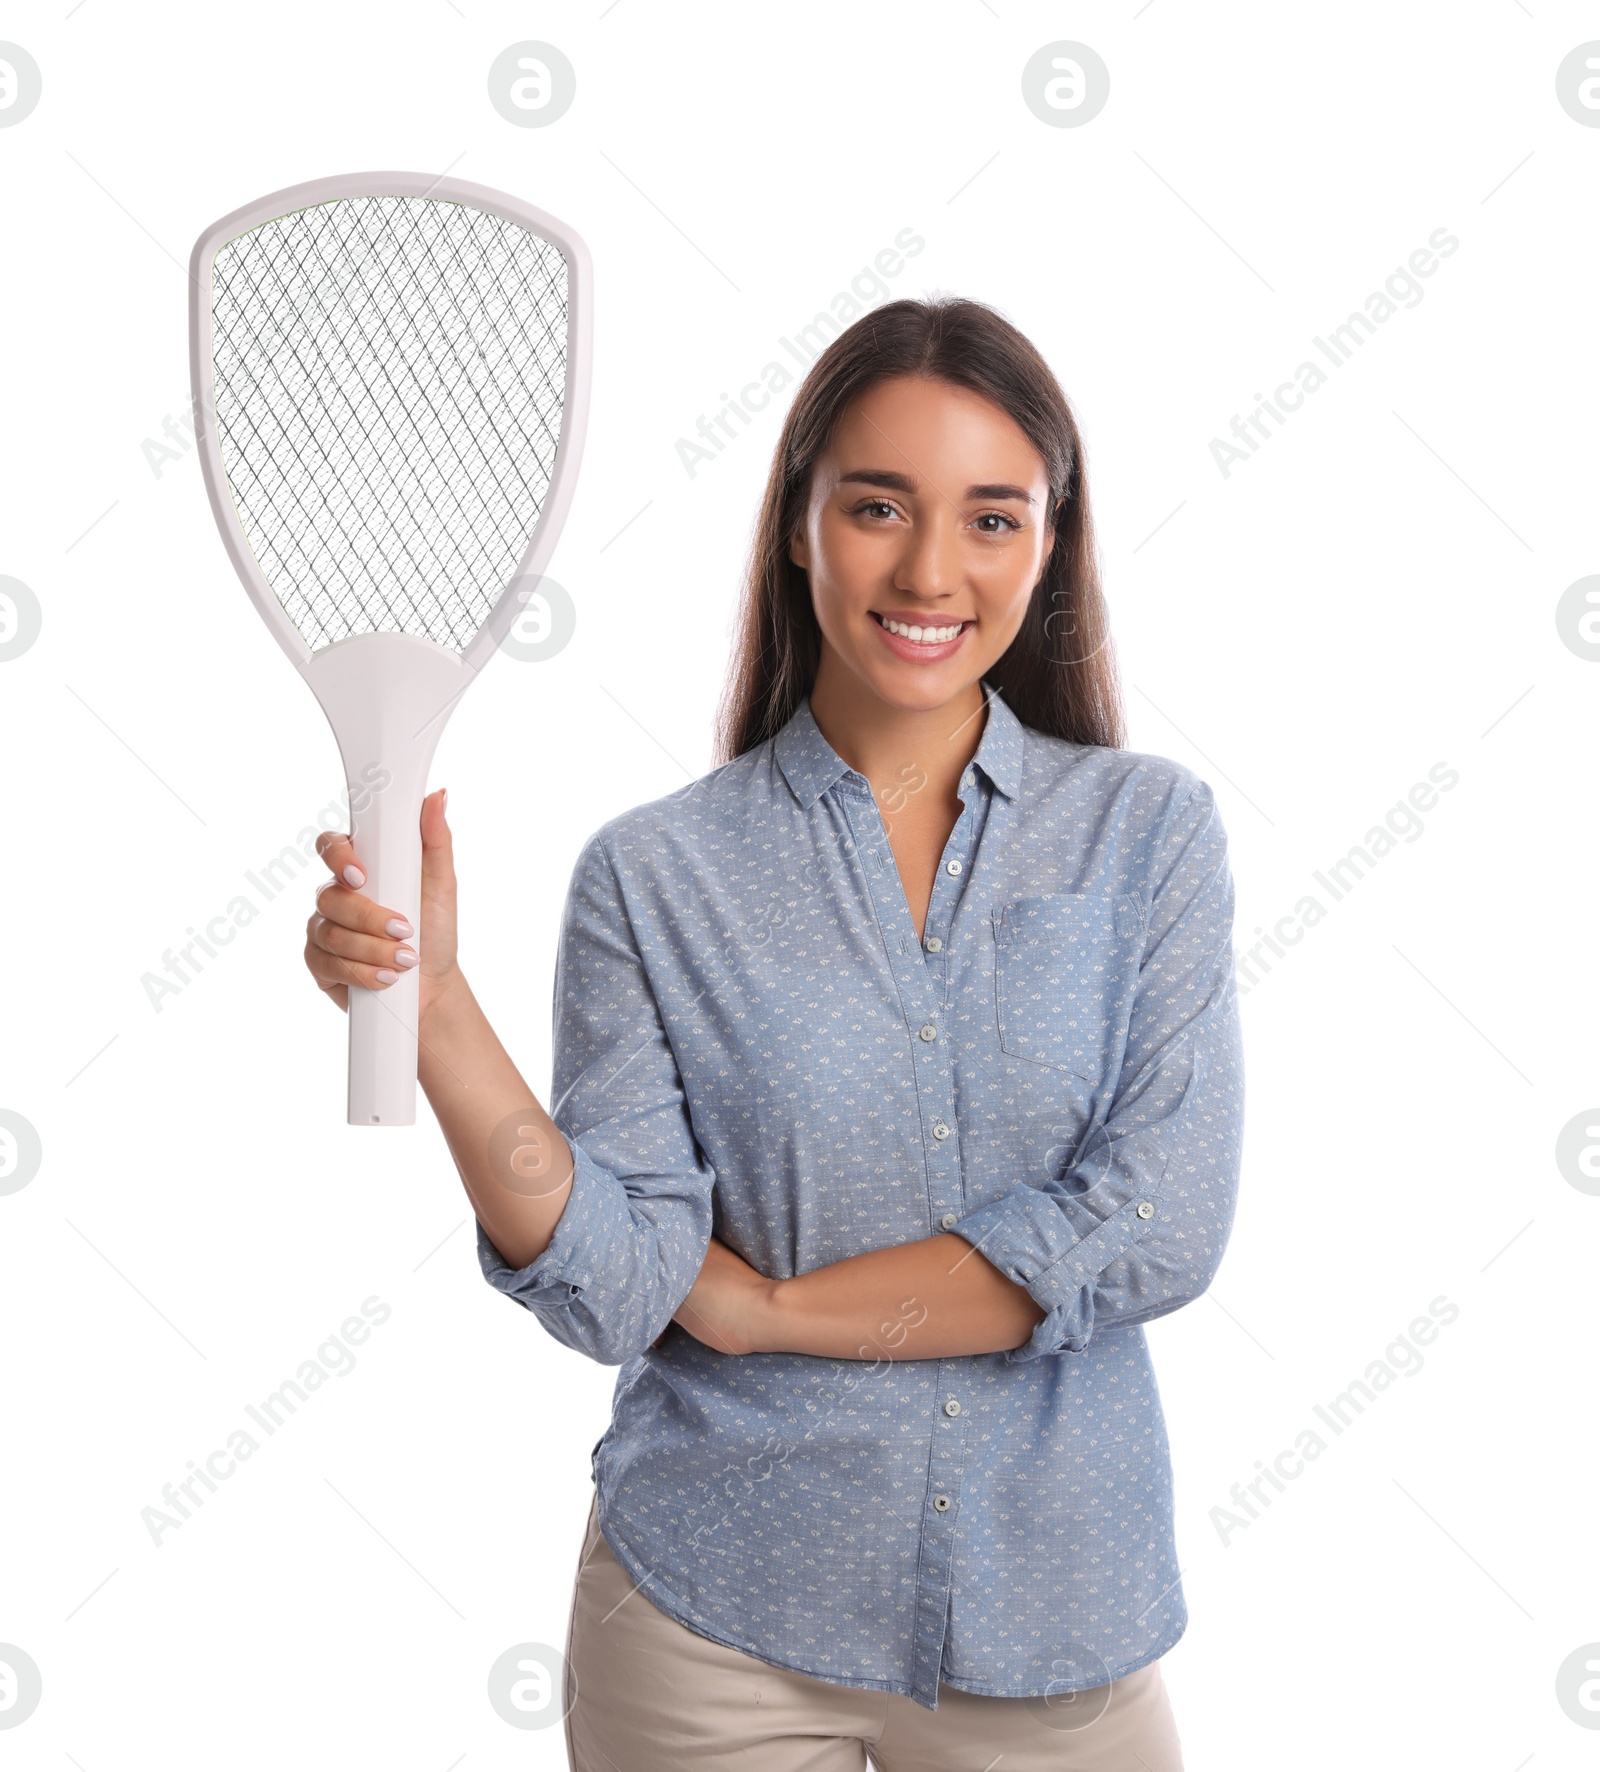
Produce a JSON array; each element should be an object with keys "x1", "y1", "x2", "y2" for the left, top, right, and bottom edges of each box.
[
  {"x1": 312, "y1": 829, "x2": 414, "y2": 939},
  {"x1": 312, "y1": 913, "x2": 418, "y2": 979},
  {"x1": 414, "y1": 789, "x2": 460, "y2": 984},
  {"x1": 420, "y1": 787, "x2": 452, "y2": 868},
  {"x1": 304, "y1": 932, "x2": 350, "y2": 1012},
  {"x1": 313, "y1": 877, "x2": 415, "y2": 941},
  {"x1": 418, "y1": 788, "x2": 456, "y2": 910},
  {"x1": 314, "y1": 827, "x2": 368, "y2": 892},
  {"x1": 307, "y1": 811, "x2": 447, "y2": 1009},
  {"x1": 306, "y1": 827, "x2": 417, "y2": 1002},
  {"x1": 304, "y1": 913, "x2": 415, "y2": 993}
]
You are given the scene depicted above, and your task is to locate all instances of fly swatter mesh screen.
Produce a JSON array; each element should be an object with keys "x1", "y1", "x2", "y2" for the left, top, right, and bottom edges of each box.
[{"x1": 209, "y1": 195, "x2": 568, "y2": 654}]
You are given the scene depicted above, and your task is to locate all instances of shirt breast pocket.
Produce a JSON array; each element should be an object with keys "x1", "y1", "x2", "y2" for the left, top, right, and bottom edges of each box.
[{"x1": 993, "y1": 891, "x2": 1146, "y2": 1086}]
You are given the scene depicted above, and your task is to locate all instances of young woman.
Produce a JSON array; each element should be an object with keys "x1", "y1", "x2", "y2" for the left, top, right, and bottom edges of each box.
[{"x1": 305, "y1": 297, "x2": 1244, "y2": 1771}]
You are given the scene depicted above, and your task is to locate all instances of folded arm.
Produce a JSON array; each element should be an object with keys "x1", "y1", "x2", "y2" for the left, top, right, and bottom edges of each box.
[{"x1": 672, "y1": 1226, "x2": 1046, "y2": 1359}]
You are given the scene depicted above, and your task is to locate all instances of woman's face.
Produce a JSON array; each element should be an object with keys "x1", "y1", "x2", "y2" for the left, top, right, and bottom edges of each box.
[{"x1": 790, "y1": 373, "x2": 1058, "y2": 715}]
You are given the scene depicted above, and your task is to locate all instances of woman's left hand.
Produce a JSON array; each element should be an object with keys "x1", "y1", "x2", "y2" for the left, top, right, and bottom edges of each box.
[{"x1": 668, "y1": 1237, "x2": 780, "y2": 1356}]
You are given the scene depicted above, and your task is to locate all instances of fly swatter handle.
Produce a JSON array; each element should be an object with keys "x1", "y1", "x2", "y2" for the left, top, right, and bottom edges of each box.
[
  {"x1": 306, "y1": 635, "x2": 466, "y2": 1128},
  {"x1": 346, "y1": 775, "x2": 427, "y2": 1126}
]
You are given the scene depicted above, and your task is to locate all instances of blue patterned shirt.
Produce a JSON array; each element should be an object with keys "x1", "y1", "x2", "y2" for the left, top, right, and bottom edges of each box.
[{"x1": 477, "y1": 683, "x2": 1245, "y2": 1710}]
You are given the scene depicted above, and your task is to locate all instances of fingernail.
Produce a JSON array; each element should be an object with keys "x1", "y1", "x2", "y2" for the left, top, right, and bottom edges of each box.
[
  {"x1": 385, "y1": 918, "x2": 414, "y2": 939},
  {"x1": 343, "y1": 865, "x2": 366, "y2": 888},
  {"x1": 441, "y1": 788, "x2": 448, "y2": 814},
  {"x1": 374, "y1": 969, "x2": 399, "y2": 985},
  {"x1": 393, "y1": 946, "x2": 418, "y2": 969}
]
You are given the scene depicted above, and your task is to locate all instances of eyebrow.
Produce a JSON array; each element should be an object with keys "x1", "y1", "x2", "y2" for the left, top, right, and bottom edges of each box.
[{"x1": 837, "y1": 469, "x2": 1035, "y2": 505}]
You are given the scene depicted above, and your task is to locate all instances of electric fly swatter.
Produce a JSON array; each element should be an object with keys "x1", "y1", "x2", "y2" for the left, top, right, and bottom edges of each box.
[{"x1": 190, "y1": 172, "x2": 591, "y2": 1127}]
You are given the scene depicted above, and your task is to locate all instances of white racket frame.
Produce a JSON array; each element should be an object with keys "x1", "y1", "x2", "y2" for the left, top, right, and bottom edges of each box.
[{"x1": 189, "y1": 170, "x2": 592, "y2": 1127}]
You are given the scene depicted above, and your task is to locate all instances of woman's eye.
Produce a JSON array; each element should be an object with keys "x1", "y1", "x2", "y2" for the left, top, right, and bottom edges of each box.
[{"x1": 848, "y1": 501, "x2": 1020, "y2": 530}]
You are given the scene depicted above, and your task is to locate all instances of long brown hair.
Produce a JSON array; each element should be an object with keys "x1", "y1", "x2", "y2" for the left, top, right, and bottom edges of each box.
[{"x1": 713, "y1": 295, "x2": 1126, "y2": 764}]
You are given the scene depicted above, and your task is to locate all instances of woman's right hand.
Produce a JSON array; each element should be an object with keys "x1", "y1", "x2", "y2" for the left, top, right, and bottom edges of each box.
[{"x1": 304, "y1": 787, "x2": 460, "y2": 1016}]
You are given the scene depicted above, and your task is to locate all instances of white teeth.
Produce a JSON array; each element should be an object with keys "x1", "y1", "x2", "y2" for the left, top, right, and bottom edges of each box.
[{"x1": 878, "y1": 615, "x2": 965, "y2": 644}]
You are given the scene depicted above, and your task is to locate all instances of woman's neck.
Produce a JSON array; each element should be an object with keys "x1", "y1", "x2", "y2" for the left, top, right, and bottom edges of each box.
[{"x1": 807, "y1": 651, "x2": 988, "y2": 811}]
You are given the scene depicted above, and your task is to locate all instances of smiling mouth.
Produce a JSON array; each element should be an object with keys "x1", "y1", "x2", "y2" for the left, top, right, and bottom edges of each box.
[{"x1": 870, "y1": 611, "x2": 974, "y2": 644}]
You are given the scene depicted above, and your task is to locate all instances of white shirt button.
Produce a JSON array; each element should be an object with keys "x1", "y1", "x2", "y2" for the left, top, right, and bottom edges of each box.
[
  {"x1": 943, "y1": 1399, "x2": 962, "y2": 1416},
  {"x1": 1136, "y1": 1200, "x2": 1155, "y2": 1219},
  {"x1": 940, "y1": 1212, "x2": 958, "y2": 1230},
  {"x1": 933, "y1": 1494, "x2": 952, "y2": 1512},
  {"x1": 945, "y1": 858, "x2": 962, "y2": 876},
  {"x1": 932, "y1": 1121, "x2": 951, "y2": 1140},
  {"x1": 919, "y1": 1023, "x2": 937, "y2": 1042},
  {"x1": 925, "y1": 935, "x2": 943, "y2": 952},
  {"x1": 962, "y1": 773, "x2": 974, "y2": 789}
]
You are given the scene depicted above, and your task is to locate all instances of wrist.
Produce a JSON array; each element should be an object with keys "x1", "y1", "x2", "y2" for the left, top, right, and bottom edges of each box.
[
  {"x1": 750, "y1": 1274, "x2": 800, "y2": 1356},
  {"x1": 419, "y1": 963, "x2": 471, "y2": 1031}
]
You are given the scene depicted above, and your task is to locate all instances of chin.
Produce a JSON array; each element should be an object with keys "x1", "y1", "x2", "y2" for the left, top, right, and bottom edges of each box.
[{"x1": 862, "y1": 660, "x2": 986, "y2": 711}]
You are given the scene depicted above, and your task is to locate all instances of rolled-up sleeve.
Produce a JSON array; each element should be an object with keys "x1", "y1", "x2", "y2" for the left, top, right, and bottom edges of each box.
[
  {"x1": 476, "y1": 829, "x2": 716, "y2": 1366},
  {"x1": 953, "y1": 779, "x2": 1244, "y2": 1362}
]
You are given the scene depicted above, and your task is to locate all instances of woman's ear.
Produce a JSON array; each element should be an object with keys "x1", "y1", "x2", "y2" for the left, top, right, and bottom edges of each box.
[
  {"x1": 788, "y1": 528, "x2": 809, "y2": 571},
  {"x1": 1039, "y1": 495, "x2": 1066, "y2": 567}
]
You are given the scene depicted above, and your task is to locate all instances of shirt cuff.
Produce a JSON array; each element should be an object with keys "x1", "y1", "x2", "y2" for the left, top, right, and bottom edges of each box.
[
  {"x1": 953, "y1": 1183, "x2": 1159, "y2": 1362},
  {"x1": 476, "y1": 1138, "x2": 605, "y2": 1313}
]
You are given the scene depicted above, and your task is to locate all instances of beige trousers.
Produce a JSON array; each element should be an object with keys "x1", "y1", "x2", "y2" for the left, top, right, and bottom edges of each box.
[{"x1": 563, "y1": 1490, "x2": 1185, "y2": 1771}]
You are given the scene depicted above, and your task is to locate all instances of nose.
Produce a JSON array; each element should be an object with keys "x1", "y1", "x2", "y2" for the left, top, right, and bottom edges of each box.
[{"x1": 892, "y1": 508, "x2": 965, "y2": 604}]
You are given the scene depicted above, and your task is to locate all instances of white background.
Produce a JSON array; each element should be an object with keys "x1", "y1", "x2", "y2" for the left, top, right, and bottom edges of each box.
[{"x1": 2, "y1": 2, "x2": 1596, "y2": 1766}]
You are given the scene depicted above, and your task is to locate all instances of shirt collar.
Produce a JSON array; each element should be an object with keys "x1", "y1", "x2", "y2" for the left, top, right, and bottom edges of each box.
[
  {"x1": 964, "y1": 682, "x2": 1025, "y2": 801},
  {"x1": 772, "y1": 696, "x2": 851, "y2": 810},
  {"x1": 775, "y1": 680, "x2": 1024, "y2": 809}
]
